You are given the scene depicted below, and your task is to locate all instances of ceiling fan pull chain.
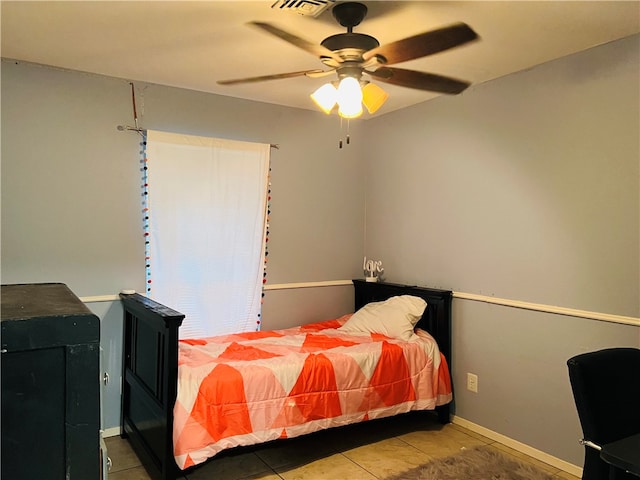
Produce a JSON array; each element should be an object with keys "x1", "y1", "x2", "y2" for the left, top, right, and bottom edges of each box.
[{"x1": 338, "y1": 118, "x2": 353, "y2": 149}]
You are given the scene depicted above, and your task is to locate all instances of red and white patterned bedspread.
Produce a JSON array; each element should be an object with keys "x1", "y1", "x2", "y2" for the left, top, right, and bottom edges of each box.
[{"x1": 172, "y1": 315, "x2": 452, "y2": 469}]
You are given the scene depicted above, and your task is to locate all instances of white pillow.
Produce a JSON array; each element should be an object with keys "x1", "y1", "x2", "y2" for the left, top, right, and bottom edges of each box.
[{"x1": 338, "y1": 295, "x2": 427, "y2": 341}]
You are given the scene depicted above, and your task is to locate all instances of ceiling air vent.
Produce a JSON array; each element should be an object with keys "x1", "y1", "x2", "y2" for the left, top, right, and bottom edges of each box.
[{"x1": 271, "y1": 0, "x2": 335, "y2": 17}]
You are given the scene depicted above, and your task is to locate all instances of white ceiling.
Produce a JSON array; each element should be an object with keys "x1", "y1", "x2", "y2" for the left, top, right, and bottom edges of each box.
[{"x1": 2, "y1": 1, "x2": 639, "y2": 118}]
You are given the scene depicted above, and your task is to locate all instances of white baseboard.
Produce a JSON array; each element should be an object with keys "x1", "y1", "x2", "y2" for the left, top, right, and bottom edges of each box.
[
  {"x1": 452, "y1": 415, "x2": 583, "y2": 478},
  {"x1": 102, "y1": 427, "x2": 121, "y2": 438}
]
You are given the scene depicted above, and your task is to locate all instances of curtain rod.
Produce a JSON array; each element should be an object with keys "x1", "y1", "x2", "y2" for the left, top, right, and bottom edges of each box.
[
  {"x1": 115, "y1": 125, "x2": 279, "y2": 149},
  {"x1": 116, "y1": 125, "x2": 144, "y2": 133}
]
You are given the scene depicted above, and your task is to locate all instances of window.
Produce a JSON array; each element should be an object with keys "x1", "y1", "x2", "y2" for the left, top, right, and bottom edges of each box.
[{"x1": 143, "y1": 130, "x2": 270, "y2": 339}]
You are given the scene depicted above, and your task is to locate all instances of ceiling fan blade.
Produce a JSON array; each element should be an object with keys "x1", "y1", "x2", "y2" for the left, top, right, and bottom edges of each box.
[
  {"x1": 218, "y1": 69, "x2": 326, "y2": 85},
  {"x1": 368, "y1": 67, "x2": 471, "y2": 94},
  {"x1": 249, "y1": 22, "x2": 342, "y2": 62},
  {"x1": 363, "y1": 22, "x2": 478, "y2": 65}
]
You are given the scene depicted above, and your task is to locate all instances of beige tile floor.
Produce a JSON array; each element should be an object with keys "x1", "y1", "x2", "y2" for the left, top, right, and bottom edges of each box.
[{"x1": 106, "y1": 413, "x2": 580, "y2": 480}]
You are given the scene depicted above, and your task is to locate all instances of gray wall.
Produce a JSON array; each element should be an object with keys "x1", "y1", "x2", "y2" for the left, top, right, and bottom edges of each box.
[
  {"x1": 1, "y1": 61, "x2": 366, "y2": 294},
  {"x1": 1, "y1": 60, "x2": 364, "y2": 429},
  {"x1": 363, "y1": 35, "x2": 640, "y2": 466}
]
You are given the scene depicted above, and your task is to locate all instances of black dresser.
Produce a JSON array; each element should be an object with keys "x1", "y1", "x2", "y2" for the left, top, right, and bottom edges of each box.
[{"x1": 1, "y1": 283, "x2": 100, "y2": 480}]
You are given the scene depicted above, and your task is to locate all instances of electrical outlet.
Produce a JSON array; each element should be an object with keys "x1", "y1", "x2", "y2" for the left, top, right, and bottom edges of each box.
[{"x1": 467, "y1": 373, "x2": 478, "y2": 393}]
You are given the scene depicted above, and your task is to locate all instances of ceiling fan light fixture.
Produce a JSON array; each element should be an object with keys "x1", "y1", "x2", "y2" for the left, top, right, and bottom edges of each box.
[
  {"x1": 338, "y1": 103, "x2": 363, "y2": 119},
  {"x1": 310, "y1": 83, "x2": 338, "y2": 114},
  {"x1": 311, "y1": 77, "x2": 385, "y2": 118},
  {"x1": 361, "y1": 82, "x2": 388, "y2": 114},
  {"x1": 336, "y1": 76, "x2": 363, "y2": 118}
]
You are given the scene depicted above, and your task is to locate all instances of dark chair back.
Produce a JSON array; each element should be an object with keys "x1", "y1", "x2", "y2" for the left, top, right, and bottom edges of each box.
[{"x1": 567, "y1": 347, "x2": 640, "y2": 480}]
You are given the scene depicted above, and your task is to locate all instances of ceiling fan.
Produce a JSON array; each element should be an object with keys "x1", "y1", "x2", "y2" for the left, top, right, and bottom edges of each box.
[{"x1": 218, "y1": 2, "x2": 479, "y2": 117}]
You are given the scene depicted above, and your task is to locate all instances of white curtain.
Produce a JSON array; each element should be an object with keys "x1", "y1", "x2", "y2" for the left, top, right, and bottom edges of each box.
[{"x1": 145, "y1": 130, "x2": 270, "y2": 339}]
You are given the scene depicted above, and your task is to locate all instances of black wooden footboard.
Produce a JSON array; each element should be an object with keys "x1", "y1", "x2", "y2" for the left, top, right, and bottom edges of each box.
[{"x1": 120, "y1": 293, "x2": 184, "y2": 480}]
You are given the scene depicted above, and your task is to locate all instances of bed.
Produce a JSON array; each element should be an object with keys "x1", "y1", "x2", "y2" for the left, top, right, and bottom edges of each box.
[{"x1": 120, "y1": 279, "x2": 453, "y2": 480}]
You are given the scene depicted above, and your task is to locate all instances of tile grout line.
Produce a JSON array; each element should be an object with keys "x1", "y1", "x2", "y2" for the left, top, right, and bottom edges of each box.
[{"x1": 338, "y1": 451, "x2": 381, "y2": 480}]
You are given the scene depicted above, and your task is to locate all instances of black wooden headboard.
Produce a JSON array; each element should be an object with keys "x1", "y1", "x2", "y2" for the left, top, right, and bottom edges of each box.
[{"x1": 352, "y1": 279, "x2": 453, "y2": 364}]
